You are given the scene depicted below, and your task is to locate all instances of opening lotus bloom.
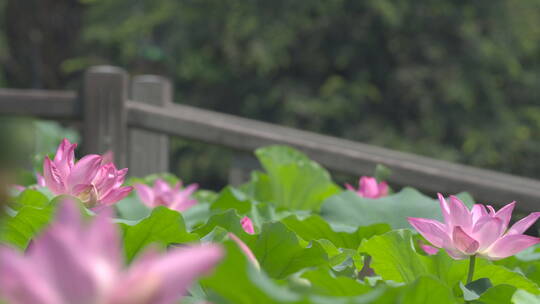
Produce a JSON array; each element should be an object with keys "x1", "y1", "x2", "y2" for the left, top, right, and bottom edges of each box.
[
  {"x1": 408, "y1": 193, "x2": 540, "y2": 260},
  {"x1": 134, "y1": 179, "x2": 198, "y2": 212},
  {"x1": 345, "y1": 176, "x2": 388, "y2": 199},
  {"x1": 0, "y1": 200, "x2": 223, "y2": 304},
  {"x1": 42, "y1": 139, "x2": 132, "y2": 209},
  {"x1": 241, "y1": 216, "x2": 255, "y2": 234}
]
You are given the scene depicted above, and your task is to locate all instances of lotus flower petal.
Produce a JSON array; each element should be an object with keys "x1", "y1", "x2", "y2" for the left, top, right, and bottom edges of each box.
[
  {"x1": 472, "y1": 216, "x2": 504, "y2": 251},
  {"x1": 154, "y1": 179, "x2": 171, "y2": 196},
  {"x1": 445, "y1": 248, "x2": 468, "y2": 260},
  {"x1": 486, "y1": 234, "x2": 540, "y2": 260},
  {"x1": 135, "y1": 184, "x2": 156, "y2": 206},
  {"x1": 437, "y1": 193, "x2": 452, "y2": 226},
  {"x1": 66, "y1": 155, "x2": 102, "y2": 189},
  {"x1": 241, "y1": 216, "x2": 255, "y2": 234},
  {"x1": 98, "y1": 186, "x2": 133, "y2": 206},
  {"x1": 139, "y1": 244, "x2": 223, "y2": 304},
  {"x1": 36, "y1": 173, "x2": 46, "y2": 187},
  {"x1": 114, "y1": 168, "x2": 128, "y2": 188},
  {"x1": 447, "y1": 196, "x2": 472, "y2": 230},
  {"x1": 86, "y1": 207, "x2": 122, "y2": 269},
  {"x1": 53, "y1": 139, "x2": 76, "y2": 179},
  {"x1": 135, "y1": 179, "x2": 198, "y2": 212},
  {"x1": 452, "y1": 226, "x2": 479, "y2": 255},
  {"x1": 407, "y1": 217, "x2": 449, "y2": 248},
  {"x1": 0, "y1": 247, "x2": 61, "y2": 304},
  {"x1": 54, "y1": 198, "x2": 83, "y2": 228},
  {"x1": 93, "y1": 165, "x2": 118, "y2": 196},
  {"x1": 494, "y1": 201, "x2": 515, "y2": 230},
  {"x1": 486, "y1": 205, "x2": 496, "y2": 216},
  {"x1": 419, "y1": 243, "x2": 439, "y2": 255},
  {"x1": 471, "y1": 204, "x2": 488, "y2": 224},
  {"x1": 178, "y1": 183, "x2": 198, "y2": 198},
  {"x1": 43, "y1": 157, "x2": 65, "y2": 194},
  {"x1": 346, "y1": 176, "x2": 388, "y2": 199},
  {"x1": 169, "y1": 198, "x2": 197, "y2": 212},
  {"x1": 507, "y1": 212, "x2": 540, "y2": 235},
  {"x1": 29, "y1": 224, "x2": 104, "y2": 303},
  {"x1": 377, "y1": 181, "x2": 389, "y2": 197},
  {"x1": 360, "y1": 177, "x2": 379, "y2": 197}
]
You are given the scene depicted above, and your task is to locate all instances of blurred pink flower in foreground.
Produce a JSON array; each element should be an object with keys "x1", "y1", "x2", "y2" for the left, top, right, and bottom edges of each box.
[
  {"x1": 241, "y1": 216, "x2": 255, "y2": 234},
  {"x1": 42, "y1": 139, "x2": 132, "y2": 209},
  {"x1": 345, "y1": 176, "x2": 388, "y2": 199},
  {"x1": 0, "y1": 200, "x2": 223, "y2": 304},
  {"x1": 135, "y1": 179, "x2": 198, "y2": 212},
  {"x1": 408, "y1": 193, "x2": 540, "y2": 260}
]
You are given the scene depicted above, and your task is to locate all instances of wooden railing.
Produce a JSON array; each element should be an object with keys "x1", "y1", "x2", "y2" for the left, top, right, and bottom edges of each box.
[{"x1": 1, "y1": 66, "x2": 540, "y2": 212}]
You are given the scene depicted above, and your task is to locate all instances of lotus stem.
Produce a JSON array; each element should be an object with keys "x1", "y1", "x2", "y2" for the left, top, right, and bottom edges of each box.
[{"x1": 466, "y1": 255, "x2": 476, "y2": 284}]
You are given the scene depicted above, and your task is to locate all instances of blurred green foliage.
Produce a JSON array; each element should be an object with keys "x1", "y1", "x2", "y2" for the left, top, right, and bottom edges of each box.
[{"x1": 1, "y1": 0, "x2": 540, "y2": 186}]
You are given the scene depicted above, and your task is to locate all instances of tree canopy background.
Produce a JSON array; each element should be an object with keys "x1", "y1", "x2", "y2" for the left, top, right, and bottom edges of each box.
[{"x1": 1, "y1": 0, "x2": 540, "y2": 189}]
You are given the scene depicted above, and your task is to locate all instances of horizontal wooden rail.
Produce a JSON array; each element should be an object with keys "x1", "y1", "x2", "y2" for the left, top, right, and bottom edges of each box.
[
  {"x1": 2, "y1": 74, "x2": 540, "y2": 213},
  {"x1": 0, "y1": 88, "x2": 80, "y2": 119},
  {"x1": 127, "y1": 101, "x2": 540, "y2": 212}
]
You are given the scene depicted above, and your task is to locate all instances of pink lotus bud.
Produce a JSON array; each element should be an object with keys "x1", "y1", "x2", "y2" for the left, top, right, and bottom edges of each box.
[
  {"x1": 42, "y1": 139, "x2": 132, "y2": 209},
  {"x1": 345, "y1": 176, "x2": 388, "y2": 199},
  {"x1": 227, "y1": 233, "x2": 260, "y2": 270},
  {"x1": 0, "y1": 199, "x2": 223, "y2": 304},
  {"x1": 134, "y1": 179, "x2": 198, "y2": 212},
  {"x1": 408, "y1": 193, "x2": 540, "y2": 260},
  {"x1": 241, "y1": 216, "x2": 255, "y2": 234}
]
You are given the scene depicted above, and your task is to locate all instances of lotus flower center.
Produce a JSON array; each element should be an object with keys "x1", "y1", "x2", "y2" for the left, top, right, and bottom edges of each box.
[{"x1": 78, "y1": 185, "x2": 99, "y2": 206}]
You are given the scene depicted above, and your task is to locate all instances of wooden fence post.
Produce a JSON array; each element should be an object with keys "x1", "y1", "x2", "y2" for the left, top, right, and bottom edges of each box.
[
  {"x1": 128, "y1": 75, "x2": 172, "y2": 176},
  {"x1": 83, "y1": 66, "x2": 128, "y2": 167},
  {"x1": 228, "y1": 152, "x2": 260, "y2": 186}
]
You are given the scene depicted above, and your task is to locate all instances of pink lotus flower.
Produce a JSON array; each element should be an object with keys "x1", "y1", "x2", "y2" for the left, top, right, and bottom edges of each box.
[
  {"x1": 241, "y1": 216, "x2": 255, "y2": 234},
  {"x1": 408, "y1": 193, "x2": 540, "y2": 260},
  {"x1": 134, "y1": 179, "x2": 198, "y2": 212},
  {"x1": 0, "y1": 200, "x2": 223, "y2": 304},
  {"x1": 345, "y1": 176, "x2": 388, "y2": 199},
  {"x1": 42, "y1": 139, "x2": 132, "y2": 209}
]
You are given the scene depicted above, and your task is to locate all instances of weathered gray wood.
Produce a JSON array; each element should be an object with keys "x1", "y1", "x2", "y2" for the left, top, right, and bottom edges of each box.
[
  {"x1": 228, "y1": 153, "x2": 260, "y2": 186},
  {"x1": 0, "y1": 88, "x2": 79, "y2": 119},
  {"x1": 83, "y1": 66, "x2": 128, "y2": 167},
  {"x1": 3, "y1": 68, "x2": 540, "y2": 213},
  {"x1": 128, "y1": 75, "x2": 171, "y2": 176},
  {"x1": 127, "y1": 101, "x2": 540, "y2": 212}
]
